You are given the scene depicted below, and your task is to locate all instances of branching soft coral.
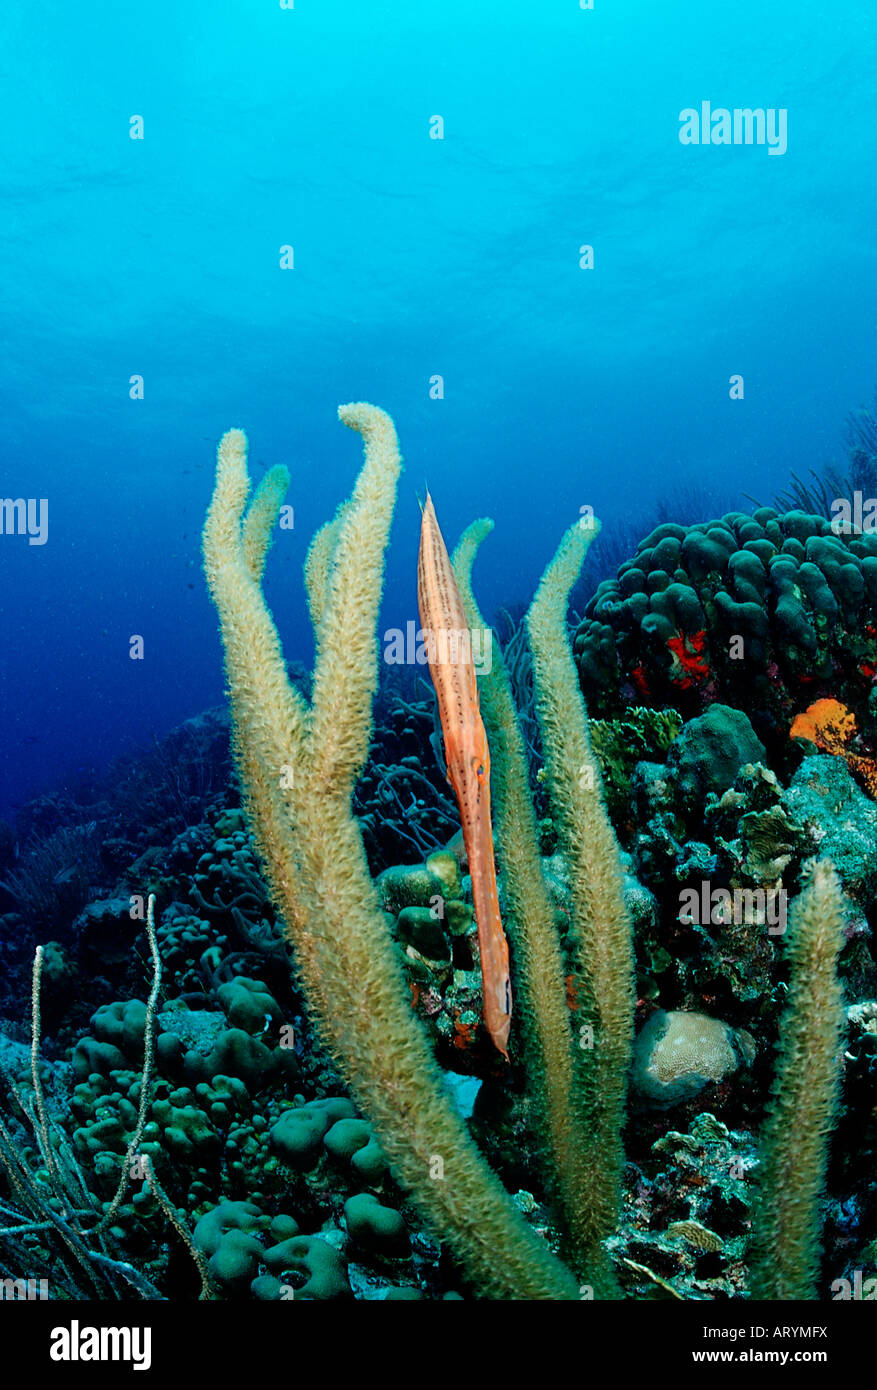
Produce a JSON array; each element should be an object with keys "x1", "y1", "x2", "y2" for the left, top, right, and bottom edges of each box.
[
  {"x1": 202, "y1": 403, "x2": 847, "y2": 1302},
  {"x1": 203, "y1": 405, "x2": 581, "y2": 1299}
]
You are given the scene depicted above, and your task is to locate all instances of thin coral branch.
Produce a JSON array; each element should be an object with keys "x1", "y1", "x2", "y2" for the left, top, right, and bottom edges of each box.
[
  {"x1": 100, "y1": 893, "x2": 162, "y2": 1231},
  {"x1": 141, "y1": 1154, "x2": 215, "y2": 1300}
]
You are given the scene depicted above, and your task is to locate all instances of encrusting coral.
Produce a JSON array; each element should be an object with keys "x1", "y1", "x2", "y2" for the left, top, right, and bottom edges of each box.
[{"x1": 790, "y1": 697, "x2": 877, "y2": 799}]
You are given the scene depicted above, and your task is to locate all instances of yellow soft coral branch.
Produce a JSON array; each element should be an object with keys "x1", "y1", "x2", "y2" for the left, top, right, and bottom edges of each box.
[
  {"x1": 452, "y1": 518, "x2": 598, "y2": 1281},
  {"x1": 308, "y1": 404, "x2": 403, "y2": 801},
  {"x1": 304, "y1": 505, "x2": 348, "y2": 635},
  {"x1": 242, "y1": 465, "x2": 290, "y2": 583},
  {"x1": 750, "y1": 858, "x2": 846, "y2": 1299},
  {"x1": 204, "y1": 410, "x2": 836, "y2": 1302},
  {"x1": 202, "y1": 404, "x2": 580, "y2": 1300},
  {"x1": 526, "y1": 517, "x2": 635, "y2": 1295}
]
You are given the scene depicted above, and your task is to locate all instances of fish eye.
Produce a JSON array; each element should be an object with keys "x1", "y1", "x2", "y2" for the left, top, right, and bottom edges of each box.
[{"x1": 473, "y1": 759, "x2": 485, "y2": 780}]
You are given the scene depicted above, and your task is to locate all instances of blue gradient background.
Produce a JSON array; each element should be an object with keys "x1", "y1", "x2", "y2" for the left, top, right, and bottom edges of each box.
[{"x1": 1, "y1": 1, "x2": 875, "y2": 818}]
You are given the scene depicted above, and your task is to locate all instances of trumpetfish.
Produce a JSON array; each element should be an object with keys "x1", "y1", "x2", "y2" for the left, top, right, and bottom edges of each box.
[{"x1": 417, "y1": 492, "x2": 512, "y2": 1059}]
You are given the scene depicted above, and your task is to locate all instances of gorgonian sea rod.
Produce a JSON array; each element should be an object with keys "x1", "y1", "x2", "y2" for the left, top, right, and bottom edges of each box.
[{"x1": 201, "y1": 403, "x2": 842, "y2": 1302}]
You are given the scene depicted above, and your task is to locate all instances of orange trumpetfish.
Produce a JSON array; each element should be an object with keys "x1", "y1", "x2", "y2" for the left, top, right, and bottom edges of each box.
[{"x1": 417, "y1": 492, "x2": 512, "y2": 1058}]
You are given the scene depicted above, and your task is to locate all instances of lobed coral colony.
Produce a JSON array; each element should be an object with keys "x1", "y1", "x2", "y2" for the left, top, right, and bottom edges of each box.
[
  {"x1": 0, "y1": 405, "x2": 875, "y2": 1300},
  {"x1": 575, "y1": 507, "x2": 877, "y2": 752}
]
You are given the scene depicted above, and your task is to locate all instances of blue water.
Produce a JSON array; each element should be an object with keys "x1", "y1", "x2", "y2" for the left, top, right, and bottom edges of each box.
[{"x1": 2, "y1": 1, "x2": 876, "y2": 819}]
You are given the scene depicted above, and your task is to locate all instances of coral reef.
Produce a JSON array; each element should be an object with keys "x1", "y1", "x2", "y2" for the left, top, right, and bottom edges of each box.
[
  {"x1": 574, "y1": 507, "x2": 877, "y2": 751},
  {"x1": 1, "y1": 410, "x2": 875, "y2": 1303}
]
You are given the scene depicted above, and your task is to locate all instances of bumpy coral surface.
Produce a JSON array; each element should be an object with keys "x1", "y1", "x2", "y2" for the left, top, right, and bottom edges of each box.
[
  {"x1": 575, "y1": 508, "x2": 877, "y2": 749},
  {"x1": 630, "y1": 1010, "x2": 754, "y2": 1106}
]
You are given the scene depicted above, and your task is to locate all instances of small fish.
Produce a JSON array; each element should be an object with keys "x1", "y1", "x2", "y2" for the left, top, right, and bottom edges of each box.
[
  {"x1": 417, "y1": 492, "x2": 512, "y2": 1058},
  {"x1": 52, "y1": 864, "x2": 80, "y2": 888}
]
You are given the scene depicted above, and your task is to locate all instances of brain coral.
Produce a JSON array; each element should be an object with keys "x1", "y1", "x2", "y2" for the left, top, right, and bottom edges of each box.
[
  {"x1": 631, "y1": 1009, "x2": 754, "y2": 1106},
  {"x1": 574, "y1": 507, "x2": 877, "y2": 747}
]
